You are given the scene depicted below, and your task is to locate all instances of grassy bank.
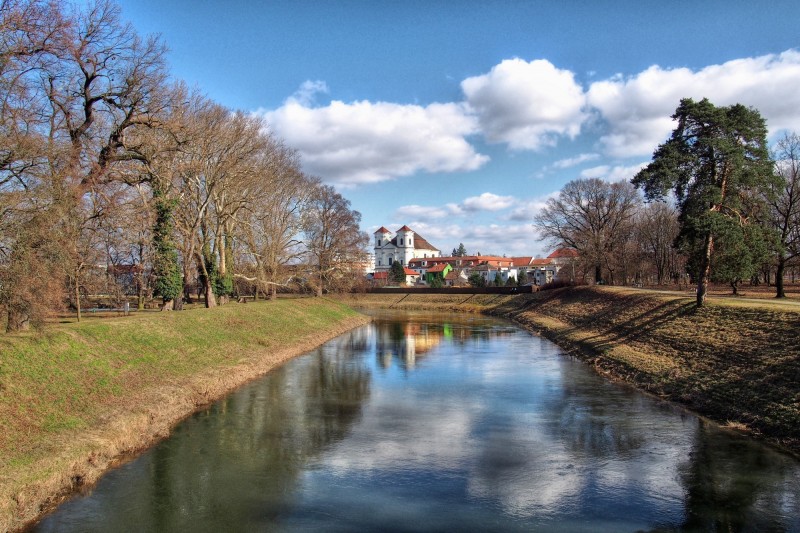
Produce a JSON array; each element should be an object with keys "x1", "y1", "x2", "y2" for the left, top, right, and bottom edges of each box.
[
  {"x1": 0, "y1": 298, "x2": 369, "y2": 532},
  {"x1": 340, "y1": 289, "x2": 800, "y2": 455}
]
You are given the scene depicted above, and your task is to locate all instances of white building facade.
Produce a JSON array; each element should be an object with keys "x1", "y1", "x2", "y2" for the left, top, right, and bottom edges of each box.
[{"x1": 373, "y1": 225, "x2": 440, "y2": 271}]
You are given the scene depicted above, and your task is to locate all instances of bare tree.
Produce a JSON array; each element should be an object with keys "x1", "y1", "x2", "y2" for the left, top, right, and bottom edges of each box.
[
  {"x1": 534, "y1": 178, "x2": 640, "y2": 284},
  {"x1": 303, "y1": 183, "x2": 369, "y2": 296},
  {"x1": 238, "y1": 143, "x2": 310, "y2": 299},
  {"x1": 768, "y1": 132, "x2": 800, "y2": 298},
  {"x1": 635, "y1": 202, "x2": 681, "y2": 285}
]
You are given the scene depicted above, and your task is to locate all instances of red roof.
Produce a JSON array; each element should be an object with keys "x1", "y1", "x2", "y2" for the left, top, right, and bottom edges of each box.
[
  {"x1": 373, "y1": 272, "x2": 388, "y2": 279},
  {"x1": 427, "y1": 263, "x2": 450, "y2": 273},
  {"x1": 531, "y1": 258, "x2": 554, "y2": 266},
  {"x1": 374, "y1": 226, "x2": 391, "y2": 234},
  {"x1": 547, "y1": 248, "x2": 578, "y2": 259},
  {"x1": 397, "y1": 225, "x2": 413, "y2": 232},
  {"x1": 403, "y1": 267, "x2": 418, "y2": 276},
  {"x1": 511, "y1": 257, "x2": 533, "y2": 267}
]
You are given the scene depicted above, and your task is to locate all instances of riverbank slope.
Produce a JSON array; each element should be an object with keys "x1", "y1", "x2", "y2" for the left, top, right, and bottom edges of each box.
[
  {"x1": 338, "y1": 288, "x2": 800, "y2": 455},
  {"x1": 0, "y1": 298, "x2": 369, "y2": 532}
]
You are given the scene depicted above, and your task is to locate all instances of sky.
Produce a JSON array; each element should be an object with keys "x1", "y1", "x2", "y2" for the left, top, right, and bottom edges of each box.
[{"x1": 115, "y1": 0, "x2": 800, "y2": 258}]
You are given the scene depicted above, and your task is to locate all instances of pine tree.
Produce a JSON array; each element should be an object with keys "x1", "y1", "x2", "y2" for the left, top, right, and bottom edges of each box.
[{"x1": 633, "y1": 98, "x2": 777, "y2": 306}]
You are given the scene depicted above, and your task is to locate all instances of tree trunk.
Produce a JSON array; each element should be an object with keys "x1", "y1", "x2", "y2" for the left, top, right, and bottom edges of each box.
[
  {"x1": 6, "y1": 308, "x2": 31, "y2": 332},
  {"x1": 594, "y1": 264, "x2": 602, "y2": 284},
  {"x1": 75, "y1": 276, "x2": 82, "y2": 323},
  {"x1": 270, "y1": 284, "x2": 277, "y2": 300},
  {"x1": 160, "y1": 299, "x2": 174, "y2": 311},
  {"x1": 731, "y1": 280, "x2": 738, "y2": 295},
  {"x1": 776, "y1": 257, "x2": 786, "y2": 298},
  {"x1": 696, "y1": 233, "x2": 714, "y2": 307},
  {"x1": 203, "y1": 280, "x2": 217, "y2": 308}
]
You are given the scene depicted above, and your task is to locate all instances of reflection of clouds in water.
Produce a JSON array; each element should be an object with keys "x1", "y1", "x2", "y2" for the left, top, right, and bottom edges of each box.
[
  {"x1": 324, "y1": 391, "x2": 485, "y2": 473},
  {"x1": 467, "y1": 428, "x2": 583, "y2": 517}
]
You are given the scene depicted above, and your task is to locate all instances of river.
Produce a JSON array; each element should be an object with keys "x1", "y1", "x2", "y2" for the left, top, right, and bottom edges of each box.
[{"x1": 33, "y1": 310, "x2": 800, "y2": 532}]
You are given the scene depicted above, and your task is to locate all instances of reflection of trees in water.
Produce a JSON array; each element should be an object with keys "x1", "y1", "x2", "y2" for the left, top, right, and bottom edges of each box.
[
  {"x1": 540, "y1": 367, "x2": 648, "y2": 459},
  {"x1": 373, "y1": 316, "x2": 516, "y2": 371},
  {"x1": 38, "y1": 330, "x2": 373, "y2": 532},
  {"x1": 668, "y1": 421, "x2": 800, "y2": 532}
]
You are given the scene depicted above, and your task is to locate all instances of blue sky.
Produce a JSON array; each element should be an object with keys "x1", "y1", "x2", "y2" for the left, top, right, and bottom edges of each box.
[{"x1": 117, "y1": 1, "x2": 800, "y2": 257}]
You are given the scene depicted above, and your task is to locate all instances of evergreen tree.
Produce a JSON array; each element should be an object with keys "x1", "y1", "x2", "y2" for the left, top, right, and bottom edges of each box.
[
  {"x1": 390, "y1": 261, "x2": 406, "y2": 284},
  {"x1": 451, "y1": 243, "x2": 467, "y2": 256},
  {"x1": 517, "y1": 270, "x2": 528, "y2": 286},
  {"x1": 632, "y1": 98, "x2": 777, "y2": 306},
  {"x1": 468, "y1": 273, "x2": 486, "y2": 287}
]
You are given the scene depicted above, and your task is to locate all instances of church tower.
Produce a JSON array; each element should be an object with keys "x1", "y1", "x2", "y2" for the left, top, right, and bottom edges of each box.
[
  {"x1": 373, "y1": 226, "x2": 393, "y2": 270},
  {"x1": 397, "y1": 225, "x2": 414, "y2": 266}
]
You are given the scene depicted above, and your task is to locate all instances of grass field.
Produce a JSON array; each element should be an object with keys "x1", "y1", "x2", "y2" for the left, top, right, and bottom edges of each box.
[{"x1": 0, "y1": 297, "x2": 368, "y2": 531}]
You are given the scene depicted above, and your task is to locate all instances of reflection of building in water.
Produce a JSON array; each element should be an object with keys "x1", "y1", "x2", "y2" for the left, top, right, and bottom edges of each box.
[{"x1": 376, "y1": 321, "x2": 443, "y2": 370}]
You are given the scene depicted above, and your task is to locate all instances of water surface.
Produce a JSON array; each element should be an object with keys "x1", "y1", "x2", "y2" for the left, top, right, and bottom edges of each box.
[{"x1": 34, "y1": 310, "x2": 800, "y2": 532}]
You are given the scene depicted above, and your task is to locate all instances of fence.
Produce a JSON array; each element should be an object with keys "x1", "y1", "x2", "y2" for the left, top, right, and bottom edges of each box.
[{"x1": 361, "y1": 286, "x2": 534, "y2": 295}]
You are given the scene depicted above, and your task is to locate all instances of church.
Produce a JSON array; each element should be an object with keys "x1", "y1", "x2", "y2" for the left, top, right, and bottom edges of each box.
[{"x1": 373, "y1": 225, "x2": 441, "y2": 271}]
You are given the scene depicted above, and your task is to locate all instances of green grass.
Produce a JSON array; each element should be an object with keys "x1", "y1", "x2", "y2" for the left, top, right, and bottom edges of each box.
[{"x1": 0, "y1": 297, "x2": 362, "y2": 470}]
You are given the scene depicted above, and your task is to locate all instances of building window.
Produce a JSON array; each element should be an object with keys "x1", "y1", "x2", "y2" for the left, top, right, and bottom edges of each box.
[
  {"x1": 388, "y1": 257, "x2": 393, "y2": 265},
  {"x1": 400, "y1": 238, "x2": 403, "y2": 245}
]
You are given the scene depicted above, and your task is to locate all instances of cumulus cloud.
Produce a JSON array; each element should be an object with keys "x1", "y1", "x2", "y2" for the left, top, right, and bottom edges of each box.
[
  {"x1": 394, "y1": 193, "x2": 515, "y2": 223},
  {"x1": 587, "y1": 50, "x2": 800, "y2": 158},
  {"x1": 261, "y1": 95, "x2": 489, "y2": 186},
  {"x1": 462, "y1": 192, "x2": 516, "y2": 212},
  {"x1": 461, "y1": 58, "x2": 587, "y2": 150},
  {"x1": 551, "y1": 153, "x2": 601, "y2": 169},
  {"x1": 508, "y1": 192, "x2": 560, "y2": 222},
  {"x1": 380, "y1": 221, "x2": 542, "y2": 257},
  {"x1": 579, "y1": 162, "x2": 648, "y2": 182},
  {"x1": 394, "y1": 204, "x2": 454, "y2": 221},
  {"x1": 287, "y1": 79, "x2": 329, "y2": 106}
]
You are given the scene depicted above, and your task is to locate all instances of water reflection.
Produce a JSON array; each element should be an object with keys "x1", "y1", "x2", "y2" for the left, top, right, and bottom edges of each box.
[{"x1": 34, "y1": 311, "x2": 800, "y2": 532}]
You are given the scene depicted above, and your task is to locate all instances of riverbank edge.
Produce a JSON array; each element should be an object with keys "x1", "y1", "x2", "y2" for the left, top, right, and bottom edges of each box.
[
  {"x1": 3, "y1": 301, "x2": 371, "y2": 532},
  {"x1": 337, "y1": 289, "x2": 800, "y2": 458}
]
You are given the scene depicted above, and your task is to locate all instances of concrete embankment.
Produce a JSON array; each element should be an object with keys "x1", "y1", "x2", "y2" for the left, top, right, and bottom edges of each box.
[
  {"x1": 339, "y1": 288, "x2": 800, "y2": 456},
  {"x1": 0, "y1": 298, "x2": 370, "y2": 532}
]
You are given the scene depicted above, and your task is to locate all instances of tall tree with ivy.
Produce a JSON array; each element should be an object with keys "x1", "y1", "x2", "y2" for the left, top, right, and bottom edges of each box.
[
  {"x1": 632, "y1": 98, "x2": 777, "y2": 307},
  {"x1": 152, "y1": 187, "x2": 183, "y2": 309}
]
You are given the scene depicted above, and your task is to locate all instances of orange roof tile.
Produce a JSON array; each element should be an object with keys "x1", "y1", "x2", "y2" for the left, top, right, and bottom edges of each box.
[
  {"x1": 547, "y1": 248, "x2": 579, "y2": 258},
  {"x1": 427, "y1": 263, "x2": 449, "y2": 273}
]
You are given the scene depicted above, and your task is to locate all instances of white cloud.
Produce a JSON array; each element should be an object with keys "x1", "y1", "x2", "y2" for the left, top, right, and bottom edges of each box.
[
  {"x1": 462, "y1": 192, "x2": 516, "y2": 212},
  {"x1": 508, "y1": 192, "x2": 560, "y2": 222},
  {"x1": 588, "y1": 50, "x2": 800, "y2": 158},
  {"x1": 579, "y1": 162, "x2": 648, "y2": 182},
  {"x1": 394, "y1": 204, "x2": 452, "y2": 220},
  {"x1": 380, "y1": 221, "x2": 542, "y2": 257},
  {"x1": 287, "y1": 79, "x2": 329, "y2": 106},
  {"x1": 551, "y1": 153, "x2": 601, "y2": 169},
  {"x1": 461, "y1": 58, "x2": 587, "y2": 150},
  {"x1": 394, "y1": 193, "x2": 514, "y2": 223},
  {"x1": 261, "y1": 95, "x2": 489, "y2": 186}
]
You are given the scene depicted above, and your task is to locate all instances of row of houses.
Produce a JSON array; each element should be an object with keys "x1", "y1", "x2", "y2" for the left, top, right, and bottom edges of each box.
[{"x1": 368, "y1": 225, "x2": 577, "y2": 286}]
